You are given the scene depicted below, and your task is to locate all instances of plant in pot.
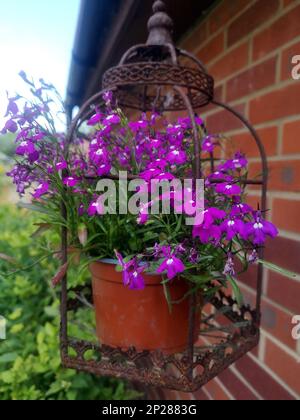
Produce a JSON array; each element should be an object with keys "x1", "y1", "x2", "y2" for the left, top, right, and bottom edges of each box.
[{"x1": 2, "y1": 74, "x2": 298, "y2": 355}]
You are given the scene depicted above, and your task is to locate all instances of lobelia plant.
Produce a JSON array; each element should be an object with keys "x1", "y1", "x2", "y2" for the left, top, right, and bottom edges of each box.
[{"x1": 2, "y1": 73, "x2": 298, "y2": 308}]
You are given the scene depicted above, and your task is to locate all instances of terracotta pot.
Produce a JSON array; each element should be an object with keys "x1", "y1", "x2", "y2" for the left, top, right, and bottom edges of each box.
[{"x1": 90, "y1": 261, "x2": 201, "y2": 354}]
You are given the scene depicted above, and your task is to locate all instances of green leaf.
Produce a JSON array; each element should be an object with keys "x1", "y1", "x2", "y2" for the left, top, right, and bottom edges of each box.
[
  {"x1": 17, "y1": 201, "x2": 53, "y2": 215},
  {"x1": 0, "y1": 353, "x2": 18, "y2": 364},
  {"x1": 163, "y1": 281, "x2": 173, "y2": 314},
  {"x1": 227, "y1": 275, "x2": 243, "y2": 306},
  {"x1": 258, "y1": 259, "x2": 300, "y2": 281},
  {"x1": 31, "y1": 223, "x2": 52, "y2": 238}
]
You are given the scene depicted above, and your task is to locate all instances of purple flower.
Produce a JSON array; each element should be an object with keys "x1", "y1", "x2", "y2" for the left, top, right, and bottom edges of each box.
[
  {"x1": 219, "y1": 153, "x2": 248, "y2": 172},
  {"x1": 28, "y1": 150, "x2": 40, "y2": 164},
  {"x1": 90, "y1": 147, "x2": 108, "y2": 165},
  {"x1": 63, "y1": 177, "x2": 79, "y2": 187},
  {"x1": 223, "y1": 254, "x2": 236, "y2": 277},
  {"x1": 192, "y1": 208, "x2": 226, "y2": 243},
  {"x1": 157, "y1": 255, "x2": 185, "y2": 280},
  {"x1": 167, "y1": 149, "x2": 187, "y2": 165},
  {"x1": 103, "y1": 91, "x2": 113, "y2": 106},
  {"x1": 97, "y1": 163, "x2": 111, "y2": 177},
  {"x1": 243, "y1": 212, "x2": 278, "y2": 245},
  {"x1": 129, "y1": 120, "x2": 148, "y2": 132},
  {"x1": 16, "y1": 141, "x2": 35, "y2": 156},
  {"x1": 56, "y1": 161, "x2": 67, "y2": 171},
  {"x1": 103, "y1": 114, "x2": 121, "y2": 126},
  {"x1": 248, "y1": 249, "x2": 258, "y2": 264},
  {"x1": 78, "y1": 203, "x2": 85, "y2": 216},
  {"x1": 2, "y1": 119, "x2": 18, "y2": 134},
  {"x1": 87, "y1": 113, "x2": 103, "y2": 126},
  {"x1": 115, "y1": 252, "x2": 145, "y2": 290},
  {"x1": 193, "y1": 224, "x2": 222, "y2": 244},
  {"x1": 230, "y1": 202, "x2": 253, "y2": 217},
  {"x1": 221, "y1": 218, "x2": 245, "y2": 241},
  {"x1": 189, "y1": 248, "x2": 200, "y2": 264},
  {"x1": 202, "y1": 136, "x2": 215, "y2": 153},
  {"x1": 87, "y1": 199, "x2": 104, "y2": 216},
  {"x1": 32, "y1": 182, "x2": 49, "y2": 199},
  {"x1": 5, "y1": 99, "x2": 19, "y2": 116},
  {"x1": 215, "y1": 183, "x2": 242, "y2": 196},
  {"x1": 140, "y1": 168, "x2": 161, "y2": 182}
]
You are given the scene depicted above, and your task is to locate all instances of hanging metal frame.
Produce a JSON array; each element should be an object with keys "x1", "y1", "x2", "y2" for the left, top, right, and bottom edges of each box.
[{"x1": 60, "y1": 0, "x2": 268, "y2": 392}]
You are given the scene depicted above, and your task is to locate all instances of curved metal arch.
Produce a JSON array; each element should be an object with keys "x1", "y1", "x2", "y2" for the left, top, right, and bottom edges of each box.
[
  {"x1": 66, "y1": 88, "x2": 117, "y2": 147},
  {"x1": 178, "y1": 48, "x2": 208, "y2": 73},
  {"x1": 211, "y1": 99, "x2": 268, "y2": 319}
]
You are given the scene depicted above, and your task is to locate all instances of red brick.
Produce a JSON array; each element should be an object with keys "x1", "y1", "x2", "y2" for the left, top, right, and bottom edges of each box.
[
  {"x1": 218, "y1": 369, "x2": 258, "y2": 400},
  {"x1": 261, "y1": 299, "x2": 297, "y2": 351},
  {"x1": 265, "y1": 339, "x2": 300, "y2": 396},
  {"x1": 238, "y1": 264, "x2": 259, "y2": 291},
  {"x1": 196, "y1": 32, "x2": 224, "y2": 65},
  {"x1": 194, "y1": 388, "x2": 210, "y2": 400},
  {"x1": 264, "y1": 236, "x2": 300, "y2": 273},
  {"x1": 235, "y1": 355, "x2": 295, "y2": 400},
  {"x1": 208, "y1": 0, "x2": 249, "y2": 34},
  {"x1": 227, "y1": 57, "x2": 277, "y2": 102},
  {"x1": 181, "y1": 21, "x2": 208, "y2": 53},
  {"x1": 227, "y1": 127, "x2": 278, "y2": 158},
  {"x1": 249, "y1": 160, "x2": 300, "y2": 192},
  {"x1": 282, "y1": 120, "x2": 300, "y2": 154},
  {"x1": 249, "y1": 84, "x2": 300, "y2": 124},
  {"x1": 281, "y1": 40, "x2": 300, "y2": 81},
  {"x1": 209, "y1": 42, "x2": 249, "y2": 82},
  {"x1": 267, "y1": 271, "x2": 300, "y2": 314},
  {"x1": 176, "y1": 392, "x2": 194, "y2": 400},
  {"x1": 272, "y1": 198, "x2": 300, "y2": 233},
  {"x1": 253, "y1": 5, "x2": 300, "y2": 61},
  {"x1": 284, "y1": 0, "x2": 298, "y2": 6},
  {"x1": 228, "y1": 0, "x2": 280, "y2": 47},
  {"x1": 206, "y1": 103, "x2": 246, "y2": 133},
  {"x1": 203, "y1": 379, "x2": 231, "y2": 400},
  {"x1": 162, "y1": 390, "x2": 180, "y2": 400}
]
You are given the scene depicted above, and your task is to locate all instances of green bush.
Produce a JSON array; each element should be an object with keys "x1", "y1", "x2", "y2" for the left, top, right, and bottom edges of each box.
[{"x1": 0, "y1": 205, "x2": 138, "y2": 400}]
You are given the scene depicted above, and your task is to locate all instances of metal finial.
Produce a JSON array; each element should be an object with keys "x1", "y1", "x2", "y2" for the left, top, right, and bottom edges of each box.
[{"x1": 147, "y1": 0, "x2": 174, "y2": 46}]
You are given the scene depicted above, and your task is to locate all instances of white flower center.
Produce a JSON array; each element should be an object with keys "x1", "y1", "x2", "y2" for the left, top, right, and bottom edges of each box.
[
  {"x1": 37, "y1": 184, "x2": 43, "y2": 190},
  {"x1": 225, "y1": 185, "x2": 233, "y2": 190},
  {"x1": 96, "y1": 149, "x2": 103, "y2": 156},
  {"x1": 91, "y1": 139, "x2": 97, "y2": 145},
  {"x1": 254, "y1": 223, "x2": 263, "y2": 230},
  {"x1": 133, "y1": 271, "x2": 138, "y2": 278},
  {"x1": 20, "y1": 141, "x2": 28, "y2": 147},
  {"x1": 228, "y1": 221, "x2": 235, "y2": 227},
  {"x1": 173, "y1": 150, "x2": 180, "y2": 156},
  {"x1": 167, "y1": 259, "x2": 174, "y2": 266}
]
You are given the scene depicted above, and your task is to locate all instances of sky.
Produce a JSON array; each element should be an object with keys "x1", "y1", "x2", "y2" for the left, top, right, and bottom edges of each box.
[{"x1": 0, "y1": 0, "x2": 80, "y2": 125}]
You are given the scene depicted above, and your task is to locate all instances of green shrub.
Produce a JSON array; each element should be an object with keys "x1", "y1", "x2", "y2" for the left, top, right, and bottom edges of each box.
[{"x1": 0, "y1": 205, "x2": 138, "y2": 400}]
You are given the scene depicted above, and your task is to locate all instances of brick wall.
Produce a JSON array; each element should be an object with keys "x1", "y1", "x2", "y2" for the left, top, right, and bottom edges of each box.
[{"x1": 148, "y1": 0, "x2": 300, "y2": 401}]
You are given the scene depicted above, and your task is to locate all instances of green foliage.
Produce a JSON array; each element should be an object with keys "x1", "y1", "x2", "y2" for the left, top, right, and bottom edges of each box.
[
  {"x1": 0, "y1": 205, "x2": 138, "y2": 400},
  {"x1": 0, "y1": 133, "x2": 16, "y2": 157}
]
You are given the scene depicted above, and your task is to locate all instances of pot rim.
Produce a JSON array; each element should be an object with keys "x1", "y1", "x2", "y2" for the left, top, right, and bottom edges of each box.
[{"x1": 92, "y1": 258, "x2": 159, "y2": 277}]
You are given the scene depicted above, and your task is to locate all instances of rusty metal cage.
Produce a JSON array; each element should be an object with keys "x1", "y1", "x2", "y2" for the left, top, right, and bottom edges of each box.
[{"x1": 60, "y1": 0, "x2": 268, "y2": 392}]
